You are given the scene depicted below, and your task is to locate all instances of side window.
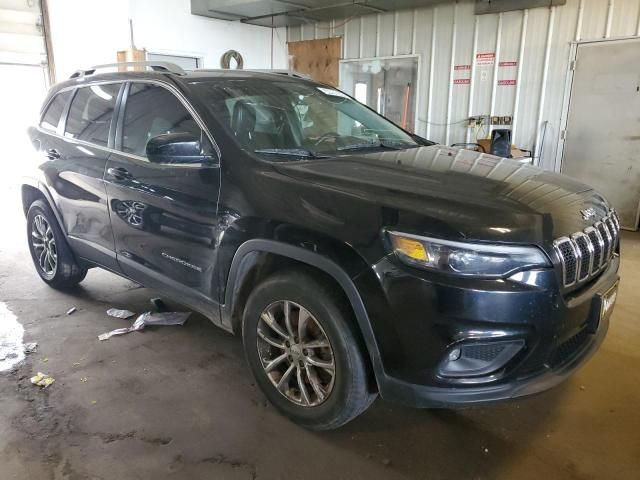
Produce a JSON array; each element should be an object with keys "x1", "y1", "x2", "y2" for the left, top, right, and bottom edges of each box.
[
  {"x1": 40, "y1": 91, "x2": 72, "y2": 132},
  {"x1": 121, "y1": 83, "x2": 202, "y2": 157},
  {"x1": 64, "y1": 84, "x2": 121, "y2": 147}
]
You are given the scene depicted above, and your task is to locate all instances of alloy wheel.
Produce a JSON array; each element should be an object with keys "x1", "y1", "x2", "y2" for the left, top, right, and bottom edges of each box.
[
  {"x1": 31, "y1": 214, "x2": 57, "y2": 276},
  {"x1": 257, "y1": 300, "x2": 336, "y2": 407}
]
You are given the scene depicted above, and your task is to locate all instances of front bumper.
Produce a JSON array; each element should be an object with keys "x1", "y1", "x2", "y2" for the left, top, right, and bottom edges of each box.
[{"x1": 355, "y1": 254, "x2": 619, "y2": 408}]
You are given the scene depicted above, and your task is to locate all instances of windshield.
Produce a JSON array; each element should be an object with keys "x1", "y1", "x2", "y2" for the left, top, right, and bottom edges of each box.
[{"x1": 191, "y1": 79, "x2": 419, "y2": 159}]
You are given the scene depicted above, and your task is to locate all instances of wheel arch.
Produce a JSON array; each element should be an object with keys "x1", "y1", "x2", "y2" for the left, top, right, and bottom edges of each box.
[
  {"x1": 21, "y1": 180, "x2": 67, "y2": 238},
  {"x1": 223, "y1": 239, "x2": 385, "y2": 385}
]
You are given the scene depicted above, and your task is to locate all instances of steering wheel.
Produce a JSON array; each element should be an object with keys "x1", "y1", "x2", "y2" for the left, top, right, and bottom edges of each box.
[{"x1": 314, "y1": 131, "x2": 340, "y2": 146}]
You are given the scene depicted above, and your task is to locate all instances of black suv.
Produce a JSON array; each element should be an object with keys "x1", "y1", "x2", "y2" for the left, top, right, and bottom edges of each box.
[{"x1": 23, "y1": 62, "x2": 620, "y2": 429}]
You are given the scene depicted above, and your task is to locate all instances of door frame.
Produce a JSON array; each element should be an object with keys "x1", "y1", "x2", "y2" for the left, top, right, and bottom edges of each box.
[
  {"x1": 554, "y1": 35, "x2": 640, "y2": 174},
  {"x1": 339, "y1": 54, "x2": 422, "y2": 135}
]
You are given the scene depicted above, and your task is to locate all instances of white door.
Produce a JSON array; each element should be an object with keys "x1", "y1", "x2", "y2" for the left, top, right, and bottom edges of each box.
[{"x1": 562, "y1": 38, "x2": 640, "y2": 230}]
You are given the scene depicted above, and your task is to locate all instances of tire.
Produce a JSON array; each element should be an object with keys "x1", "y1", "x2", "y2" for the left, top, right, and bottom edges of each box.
[
  {"x1": 26, "y1": 199, "x2": 87, "y2": 289},
  {"x1": 242, "y1": 269, "x2": 377, "y2": 430}
]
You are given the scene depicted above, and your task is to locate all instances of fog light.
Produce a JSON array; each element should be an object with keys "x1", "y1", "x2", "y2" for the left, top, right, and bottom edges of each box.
[{"x1": 439, "y1": 340, "x2": 525, "y2": 378}]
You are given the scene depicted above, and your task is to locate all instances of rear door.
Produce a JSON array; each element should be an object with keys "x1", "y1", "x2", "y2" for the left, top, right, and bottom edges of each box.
[
  {"x1": 37, "y1": 82, "x2": 123, "y2": 271},
  {"x1": 104, "y1": 81, "x2": 222, "y2": 320}
]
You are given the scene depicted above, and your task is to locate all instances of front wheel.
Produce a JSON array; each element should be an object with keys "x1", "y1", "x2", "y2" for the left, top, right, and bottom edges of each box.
[
  {"x1": 242, "y1": 269, "x2": 376, "y2": 430},
  {"x1": 26, "y1": 200, "x2": 87, "y2": 289}
]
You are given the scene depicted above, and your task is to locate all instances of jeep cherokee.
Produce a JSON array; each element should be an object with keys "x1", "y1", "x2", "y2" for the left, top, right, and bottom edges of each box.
[{"x1": 22, "y1": 62, "x2": 620, "y2": 430}]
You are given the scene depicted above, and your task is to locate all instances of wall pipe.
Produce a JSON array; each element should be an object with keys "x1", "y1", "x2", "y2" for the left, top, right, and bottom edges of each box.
[
  {"x1": 511, "y1": 8, "x2": 528, "y2": 141},
  {"x1": 534, "y1": 6, "x2": 556, "y2": 166}
]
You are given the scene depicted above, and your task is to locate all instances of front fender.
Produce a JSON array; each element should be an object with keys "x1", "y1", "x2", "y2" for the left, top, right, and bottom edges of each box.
[{"x1": 222, "y1": 238, "x2": 386, "y2": 387}]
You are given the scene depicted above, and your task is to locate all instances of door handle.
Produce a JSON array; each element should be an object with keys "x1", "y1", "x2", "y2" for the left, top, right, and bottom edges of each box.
[
  {"x1": 107, "y1": 167, "x2": 133, "y2": 180},
  {"x1": 45, "y1": 148, "x2": 60, "y2": 160}
]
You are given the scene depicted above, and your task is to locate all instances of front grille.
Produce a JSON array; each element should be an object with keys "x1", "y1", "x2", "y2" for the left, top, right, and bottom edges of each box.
[
  {"x1": 553, "y1": 210, "x2": 620, "y2": 287},
  {"x1": 549, "y1": 328, "x2": 590, "y2": 367}
]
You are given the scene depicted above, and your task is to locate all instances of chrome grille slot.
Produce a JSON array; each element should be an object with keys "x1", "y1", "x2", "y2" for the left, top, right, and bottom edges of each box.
[
  {"x1": 571, "y1": 233, "x2": 592, "y2": 281},
  {"x1": 553, "y1": 210, "x2": 619, "y2": 288},
  {"x1": 611, "y1": 211, "x2": 620, "y2": 231},
  {"x1": 596, "y1": 221, "x2": 612, "y2": 260},
  {"x1": 606, "y1": 216, "x2": 619, "y2": 249},
  {"x1": 585, "y1": 227, "x2": 603, "y2": 270},
  {"x1": 555, "y1": 238, "x2": 577, "y2": 286}
]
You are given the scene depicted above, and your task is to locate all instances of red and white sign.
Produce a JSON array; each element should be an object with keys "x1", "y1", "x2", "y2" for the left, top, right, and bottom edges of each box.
[
  {"x1": 476, "y1": 52, "x2": 495, "y2": 66},
  {"x1": 498, "y1": 79, "x2": 516, "y2": 86},
  {"x1": 454, "y1": 78, "x2": 471, "y2": 85},
  {"x1": 499, "y1": 61, "x2": 518, "y2": 67},
  {"x1": 454, "y1": 64, "x2": 471, "y2": 71}
]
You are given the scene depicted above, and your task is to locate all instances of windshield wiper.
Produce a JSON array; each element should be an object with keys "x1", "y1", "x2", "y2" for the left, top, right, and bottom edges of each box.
[
  {"x1": 337, "y1": 141, "x2": 417, "y2": 152},
  {"x1": 254, "y1": 148, "x2": 329, "y2": 159}
]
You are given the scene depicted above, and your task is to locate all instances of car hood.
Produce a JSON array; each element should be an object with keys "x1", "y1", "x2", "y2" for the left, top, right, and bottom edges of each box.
[{"x1": 272, "y1": 145, "x2": 611, "y2": 245}]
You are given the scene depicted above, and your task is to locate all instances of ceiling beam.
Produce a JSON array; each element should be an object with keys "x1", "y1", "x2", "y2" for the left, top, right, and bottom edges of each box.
[
  {"x1": 356, "y1": 2, "x2": 387, "y2": 13},
  {"x1": 207, "y1": 9, "x2": 247, "y2": 19},
  {"x1": 271, "y1": 0, "x2": 310, "y2": 9}
]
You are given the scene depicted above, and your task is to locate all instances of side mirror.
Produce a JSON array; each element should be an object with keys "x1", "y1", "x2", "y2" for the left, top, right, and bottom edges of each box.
[{"x1": 145, "y1": 132, "x2": 217, "y2": 165}]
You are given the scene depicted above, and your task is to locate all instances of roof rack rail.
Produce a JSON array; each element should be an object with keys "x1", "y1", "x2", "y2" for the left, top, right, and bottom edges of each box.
[
  {"x1": 189, "y1": 68, "x2": 312, "y2": 80},
  {"x1": 69, "y1": 61, "x2": 186, "y2": 79},
  {"x1": 246, "y1": 69, "x2": 312, "y2": 80}
]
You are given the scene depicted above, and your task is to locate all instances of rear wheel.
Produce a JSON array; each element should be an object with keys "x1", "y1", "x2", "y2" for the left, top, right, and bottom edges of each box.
[
  {"x1": 242, "y1": 269, "x2": 376, "y2": 430},
  {"x1": 26, "y1": 200, "x2": 87, "y2": 289}
]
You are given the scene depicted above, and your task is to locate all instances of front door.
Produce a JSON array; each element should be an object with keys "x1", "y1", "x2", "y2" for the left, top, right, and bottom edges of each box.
[
  {"x1": 104, "y1": 81, "x2": 222, "y2": 321},
  {"x1": 562, "y1": 38, "x2": 640, "y2": 230}
]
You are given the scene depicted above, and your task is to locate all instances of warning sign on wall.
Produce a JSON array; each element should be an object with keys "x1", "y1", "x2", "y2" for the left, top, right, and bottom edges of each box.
[
  {"x1": 499, "y1": 61, "x2": 517, "y2": 67},
  {"x1": 453, "y1": 64, "x2": 471, "y2": 85},
  {"x1": 498, "y1": 79, "x2": 516, "y2": 86},
  {"x1": 476, "y1": 52, "x2": 495, "y2": 66}
]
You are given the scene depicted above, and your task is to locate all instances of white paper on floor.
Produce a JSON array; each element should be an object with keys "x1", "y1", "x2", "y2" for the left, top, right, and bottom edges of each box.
[
  {"x1": 106, "y1": 308, "x2": 136, "y2": 319},
  {"x1": 98, "y1": 311, "x2": 191, "y2": 341}
]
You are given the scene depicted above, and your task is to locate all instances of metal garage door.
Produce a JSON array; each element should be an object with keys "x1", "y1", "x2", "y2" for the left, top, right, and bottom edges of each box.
[
  {"x1": 562, "y1": 38, "x2": 640, "y2": 230},
  {"x1": 0, "y1": 0, "x2": 49, "y2": 197},
  {"x1": 0, "y1": 0, "x2": 47, "y2": 67}
]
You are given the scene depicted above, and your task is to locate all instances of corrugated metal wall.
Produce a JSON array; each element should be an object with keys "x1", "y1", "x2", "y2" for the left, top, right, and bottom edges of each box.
[{"x1": 287, "y1": 0, "x2": 640, "y2": 172}]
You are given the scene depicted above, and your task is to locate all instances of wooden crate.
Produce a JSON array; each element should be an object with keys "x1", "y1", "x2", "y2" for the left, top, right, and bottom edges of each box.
[{"x1": 116, "y1": 48, "x2": 146, "y2": 71}]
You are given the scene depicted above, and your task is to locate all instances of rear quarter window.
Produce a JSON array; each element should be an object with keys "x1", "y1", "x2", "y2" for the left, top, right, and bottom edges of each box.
[{"x1": 40, "y1": 90, "x2": 72, "y2": 132}]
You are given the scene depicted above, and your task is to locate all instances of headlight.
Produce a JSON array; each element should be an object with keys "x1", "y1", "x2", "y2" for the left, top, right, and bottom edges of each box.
[{"x1": 387, "y1": 231, "x2": 550, "y2": 277}]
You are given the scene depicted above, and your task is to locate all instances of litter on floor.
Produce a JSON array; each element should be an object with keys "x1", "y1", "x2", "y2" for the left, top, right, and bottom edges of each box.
[{"x1": 98, "y1": 311, "x2": 191, "y2": 341}]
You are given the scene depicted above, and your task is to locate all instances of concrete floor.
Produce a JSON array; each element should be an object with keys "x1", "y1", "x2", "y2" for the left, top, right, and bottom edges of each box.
[{"x1": 1, "y1": 181, "x2": 639, "y2": 480}]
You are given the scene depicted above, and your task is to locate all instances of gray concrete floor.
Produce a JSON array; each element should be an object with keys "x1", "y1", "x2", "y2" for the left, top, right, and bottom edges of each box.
[{"x1": 1, "y1": 180, "x2": 639, "y2": 480}]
